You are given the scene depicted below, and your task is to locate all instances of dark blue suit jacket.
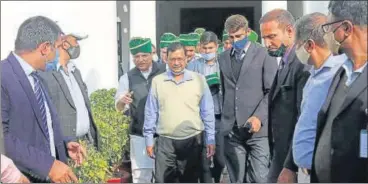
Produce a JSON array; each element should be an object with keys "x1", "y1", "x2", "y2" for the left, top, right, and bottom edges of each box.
[{"x1": 1, "y1": 53, "x2": 68, "y2": 181}]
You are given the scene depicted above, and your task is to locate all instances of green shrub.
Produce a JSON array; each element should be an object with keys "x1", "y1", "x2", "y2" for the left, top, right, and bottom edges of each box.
[{"x1": 72, "y1": 88, "x2": 130, "y2": 183}]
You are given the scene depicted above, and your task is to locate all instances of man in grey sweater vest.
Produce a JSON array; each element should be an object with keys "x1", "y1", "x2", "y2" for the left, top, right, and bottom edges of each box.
[
  {"x1": 144, "y1": 42, "x2": 215, "y2": 183},
  {"x1": 115, "y1": 37, "x2": 166, "y2": 183}
]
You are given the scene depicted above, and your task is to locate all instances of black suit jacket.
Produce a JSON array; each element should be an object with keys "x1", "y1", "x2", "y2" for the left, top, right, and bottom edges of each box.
[
  {"x1": 268, "y1": 47, "x2": 310, "y2": 172},
  {"x1": 219, "y1": 42, "x2": 278, "y2": 138},
  {"x1": 311, "y1": 66, "x2": 368, "y2": 182}
]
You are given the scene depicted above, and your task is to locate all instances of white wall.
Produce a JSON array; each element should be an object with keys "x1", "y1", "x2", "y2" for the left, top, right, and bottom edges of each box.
[
  {"x1": 303, "y1": 1, "x2": 330, "y2": 15},
  {"x1": 129, "y1": 1, "x2": 156, "y2": 69},
  {"x1": 262, "y1": 1, "x2": 288, "y2": 15},
  {"x1": 1, "y1": 1, "x2": 118, "y2": 94}
]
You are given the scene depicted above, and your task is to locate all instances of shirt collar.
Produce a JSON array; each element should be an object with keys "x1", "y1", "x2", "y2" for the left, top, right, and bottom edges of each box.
[
  {"x1": 342, "y1": 58, "x2": 368, "y2": 75},
  {"x1": 282, "y1": 44, "x2": 295, "y2": 64},
  {"x1": 164, "y1": 69, "x2": 193, "y2": 82},
  {"x1": 57, "y1": 61, "x2": 77, "y2": 73},
  {"x1": 12, "y1": 51, "x2": 35, "y2": 76}
]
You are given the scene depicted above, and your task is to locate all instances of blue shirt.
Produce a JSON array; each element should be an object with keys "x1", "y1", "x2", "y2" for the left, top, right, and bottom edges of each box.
[
  {"x1": 293, "y1": 54, "x2": 347, "y2": 169},
  {"x1": 342, "y1": 59, "x2": 368, "y2": 86},
  {"x1": 143, "y1": 69, "x2": 215, "y2": 147}
]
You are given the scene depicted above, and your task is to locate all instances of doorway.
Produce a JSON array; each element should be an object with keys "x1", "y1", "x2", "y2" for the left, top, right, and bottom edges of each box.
[{"x1": 180, "y1": 7, "x2": 255, "y2": 41}]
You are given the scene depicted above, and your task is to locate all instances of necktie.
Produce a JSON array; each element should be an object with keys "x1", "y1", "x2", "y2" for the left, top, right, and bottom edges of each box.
[{"x1": 30, "y1": 72, "x2": 50, "y2": 152}]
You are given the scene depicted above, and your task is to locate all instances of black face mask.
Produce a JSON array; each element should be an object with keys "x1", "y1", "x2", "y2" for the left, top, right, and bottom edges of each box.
[
  {"x1": 268, "y1": 43, "x2": 287, "y2": 57},
  {"x1": 64, "y1": 41, "x2": 81, "y2": 59}
]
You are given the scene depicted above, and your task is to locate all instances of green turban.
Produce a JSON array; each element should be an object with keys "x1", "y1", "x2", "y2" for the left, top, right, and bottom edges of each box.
[
  {"x1": 222, "y1": 30, "x2": 229, "y2": 41},
  {"x1": 129, "y1": 37, "x2": 152, "y2": 55},
  {"x1": 159, "y1": 32, "x2": 178, "y2": 48},
  {"x1": 194, "y1": 28, "x2": 206, "y2": 36},
  {"x1": 179, "y1": 33, "x2": 199, "y2": 46},
  {"x1": 248, "y1": 30, "x2": 259, "y2": 43}
]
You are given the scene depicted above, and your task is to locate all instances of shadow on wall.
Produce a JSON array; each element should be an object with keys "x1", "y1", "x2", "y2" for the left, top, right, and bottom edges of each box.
[{"x1": 84, "y1": 68, "x2": 101, "y2": 96}]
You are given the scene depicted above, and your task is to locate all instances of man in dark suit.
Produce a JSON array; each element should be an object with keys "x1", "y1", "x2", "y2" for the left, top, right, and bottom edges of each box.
[
  {"x1": 1, "y1": 16, "x2": 84, "y2": 183},
  {"x1": 259, "y1": 9, "x2": 310, "y2": 183},
  {"x1": 311, "y1": 1, "x2": 368, "y2": 182},
  {"x1": 40, "y1": 32, "x2": 100, "y2": 150},
  {"x1": 218, "y1": 14, "x2": 278, "y2": 183}
]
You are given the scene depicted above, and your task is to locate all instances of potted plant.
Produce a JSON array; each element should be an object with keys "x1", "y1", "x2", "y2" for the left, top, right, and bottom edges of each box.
[{"x1": 71, "y1": 88, "x2": 131, "y2": 183}]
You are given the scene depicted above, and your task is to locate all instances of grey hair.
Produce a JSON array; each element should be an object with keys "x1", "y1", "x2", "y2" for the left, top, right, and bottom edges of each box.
[
  {"x1": 14, "y1": 16, "x2": 62, "y2": 52},
  {"x1": 259, "y1": 9, "x2": 295, "y2": 28},
  {"x1": 224, "y1": 14, "x2": 249, "y2": 33},
  {"x1": 295, "y1": 12, "x2": 327, "y2": 47},
  {"x1": 200, "y1": 31, "x2": 218, "y2": 45},
  {"x1": 328, "y1": 1, "x2": 367, "y2": 26},
  {"x1": 167, "y1": 42, "x2": 186, "y2": 57}
]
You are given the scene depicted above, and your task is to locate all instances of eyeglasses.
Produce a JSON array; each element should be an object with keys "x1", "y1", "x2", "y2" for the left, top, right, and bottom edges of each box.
[{"x1": 321, "y1": 20, "x2": 345, "y2": 33}]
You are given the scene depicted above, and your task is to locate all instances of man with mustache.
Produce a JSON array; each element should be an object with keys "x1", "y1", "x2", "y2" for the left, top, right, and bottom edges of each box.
[
  {"x1": 179, "y1": 33, "x2": 202, "y2": 65},
  {"x1": 259, "y1": 9, "x2": 310, "y2": 183},
  {"x1": 144, "y1": 42, "x2": 215, "y2": 183},
  {"x1": 115, "y1": 37, "x2": 166, "y2": 183}
]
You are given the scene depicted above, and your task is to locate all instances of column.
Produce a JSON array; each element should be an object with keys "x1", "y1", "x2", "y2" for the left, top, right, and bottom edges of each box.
[{"x1": 129, "y1": 1, "x2": 156, "y2": 69}]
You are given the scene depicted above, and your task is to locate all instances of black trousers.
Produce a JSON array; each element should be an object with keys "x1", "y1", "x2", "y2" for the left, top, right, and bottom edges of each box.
[
  {"x1": 267, "y1": 148, "x2": 287, "y2": 182},
  {"x1": 200, "y1": 116, "x2": 226, "y2": 183},
  {"x1": 224, "y1": 127, "x2": 270, "y2": 183},
  {"x1": 154, "y1": 133, "x2": 203, "y2": 183}
]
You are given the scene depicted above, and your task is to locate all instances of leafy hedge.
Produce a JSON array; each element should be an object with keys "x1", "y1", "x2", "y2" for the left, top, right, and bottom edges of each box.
[{"x1": 72, "y1": 88, "x2": 130, "y2": 183}]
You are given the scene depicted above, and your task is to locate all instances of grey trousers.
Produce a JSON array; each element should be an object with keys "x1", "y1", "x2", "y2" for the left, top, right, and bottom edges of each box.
[{"x1": 224, "y1": 130, "x2": 270, "y2": 183}]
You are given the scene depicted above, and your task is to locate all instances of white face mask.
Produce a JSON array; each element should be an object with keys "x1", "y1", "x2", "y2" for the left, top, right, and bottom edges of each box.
[
  {"x1": 152, "y1": 54, "x2": 159, "y2": 62},
  {"x1": 295, "y1": 43, "x2": 311, "y2": 65}
]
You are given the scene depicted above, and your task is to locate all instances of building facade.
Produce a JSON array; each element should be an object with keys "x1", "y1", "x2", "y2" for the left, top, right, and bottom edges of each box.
[{"x1": 1, "y1": 1, "x2": 329, "y2": 94}]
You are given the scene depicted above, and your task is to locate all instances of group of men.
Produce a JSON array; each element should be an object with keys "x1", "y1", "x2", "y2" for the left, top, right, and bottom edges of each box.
[
  {"x1": 1, "y1": 16, "x2": 99, "y2": 182},
  {"x1": 115, "y1": 0, "x2": 367, "y2": 183}
]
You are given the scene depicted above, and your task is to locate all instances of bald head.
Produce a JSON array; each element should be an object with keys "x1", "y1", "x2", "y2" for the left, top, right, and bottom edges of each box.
[
  {"x1": 295, "y1": 12, "x2": 328, "y2": 47},
  {"x1": 259, "y1": 9, "x2": 295, "y2": 28}
]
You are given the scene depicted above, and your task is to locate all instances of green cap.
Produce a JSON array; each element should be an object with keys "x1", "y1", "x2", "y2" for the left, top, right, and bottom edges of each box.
[
  {"x1": 222, "y1": 30, "x2": 229, "y2": 41},
  {"x1": 194, "y1": 28, "x2": 206, "y2": 36},
  {"x1": 159, "y1": 32, "x2": 179, "y2": 48},
  {"x1": 179, "y1": 33, "x2": 199, "y2": 46},
  {"x1": 129, "y1": 37, "x2": 152, "y2": 55},
  {"x1": 248, "y1": 30, "x2": 259, "y2": 43}
]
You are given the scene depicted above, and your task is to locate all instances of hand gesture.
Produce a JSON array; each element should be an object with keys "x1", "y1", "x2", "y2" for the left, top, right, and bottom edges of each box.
[
  {"x1": 119, "y1": 91, "x2": 134, "y2": 106},
  {"x1": 246, "y1": 116, "x2": 262, "y2": 133},
  {"x1": 48, "y1": 160, "x2": 78, "y2": 183},
  {"x1": 67, "y1": 142, "x2": 87, "y2": 166}
]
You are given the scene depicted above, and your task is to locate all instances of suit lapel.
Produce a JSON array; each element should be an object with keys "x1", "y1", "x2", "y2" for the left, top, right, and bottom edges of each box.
[
  {"x1": 337, "y1": 66, "x2": 368, "y2": 115},
  {"x1": 272, "y1": 47, "x2": 296, "y2": 100},
  {"x1": 7, "y1": 53, "x2": 49, "y2": 139},
  {"x1": 52, "y1": 71, "x2": 76, "y2": 109},
  {"x1": 222, "y1": 50, "x2": 237, "y2": 82},
  {"x1": 317, "y1": 67, "x2": 344, "y2": 133},
  {"x1": 237, "y1": 43, "x2": 257, "y2": 81}
]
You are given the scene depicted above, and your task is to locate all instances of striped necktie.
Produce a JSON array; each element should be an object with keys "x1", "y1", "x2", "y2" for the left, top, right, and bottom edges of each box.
[{"x1": 30, "y1": 72, "x2": 50, "y2": 152}]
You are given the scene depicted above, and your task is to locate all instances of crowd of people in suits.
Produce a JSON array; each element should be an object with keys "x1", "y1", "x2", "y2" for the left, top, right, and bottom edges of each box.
[{"x1": 1, "y1": 0, "x2": 367, "y2": 183}]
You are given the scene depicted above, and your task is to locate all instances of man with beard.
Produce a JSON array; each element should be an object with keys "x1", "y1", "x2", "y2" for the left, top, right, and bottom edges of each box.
[{"x1": 259, "y1": 9, "x2": 310, "y2": 183}]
